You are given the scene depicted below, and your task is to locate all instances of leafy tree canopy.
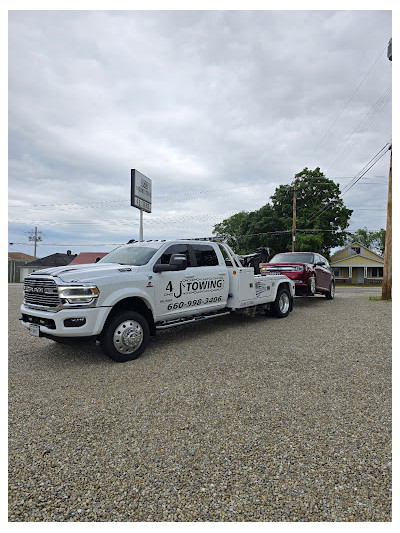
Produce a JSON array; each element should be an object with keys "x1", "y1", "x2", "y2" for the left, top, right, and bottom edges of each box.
[
  {"x1": 345, "y1": 227, "x2": 386, "y2": 256},
  {"x1": 213, "y1": 167, "x2": 353, "y2": 258},
  {"x1": 213, "y1": 211, "x2": 249, "y2": 254}
]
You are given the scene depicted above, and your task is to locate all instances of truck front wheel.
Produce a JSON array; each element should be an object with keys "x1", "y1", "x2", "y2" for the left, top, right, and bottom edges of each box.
[
  {"x1": 271, "y1": 287, "x2": 291, "y2": 318},
  {"x1": 100, "y1": 310, "x2": 150, "y2": 362}
]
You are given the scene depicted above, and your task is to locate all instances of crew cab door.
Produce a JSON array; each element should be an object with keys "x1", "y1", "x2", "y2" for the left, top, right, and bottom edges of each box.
[
  {"x1": 153, "y1": 243, "x2": 228, "y2": 320},
  {"x1": 153, "y1": 244, "x2": 192, "y2": 319},
  {"x1": 188, "y1": 243, "x2": 228, "y2": 313}
]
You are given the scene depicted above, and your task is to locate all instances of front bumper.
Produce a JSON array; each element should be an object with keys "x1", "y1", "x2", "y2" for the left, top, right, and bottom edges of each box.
[{"x1": 20, "y1": 303, "x2": 111, "y2": 338}]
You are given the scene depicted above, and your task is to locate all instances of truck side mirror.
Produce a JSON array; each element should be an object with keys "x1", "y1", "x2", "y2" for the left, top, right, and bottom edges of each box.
[
  {"x1": 169, "y1": 254, "x2": 187, "y2": 270},
  {"x1": 153, "y1": 253, "x2": 187, "y2": 273}
]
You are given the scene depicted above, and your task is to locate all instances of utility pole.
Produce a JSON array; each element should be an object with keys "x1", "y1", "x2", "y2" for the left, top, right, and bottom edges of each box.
[
  {"x1": 28, "y1": 226, "x2": 42, "y2": 258},
  {"x1": 382, "y1": 38, "x2": 392, "y2": 300},
  {"x1": 34, "y1": 226, "x2": 37, "y2": 258},
  {"x1": 292, "y1": 178, "x2": 297, "y2": 252},
  {"x1": 382, "y1": 144, "x2": 392, "y2": 300}
]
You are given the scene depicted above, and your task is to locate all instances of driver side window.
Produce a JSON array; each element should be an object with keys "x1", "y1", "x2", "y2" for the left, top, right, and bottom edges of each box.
[{"x1": 157, "y1": 244, "x2": 191, "y2": 265}]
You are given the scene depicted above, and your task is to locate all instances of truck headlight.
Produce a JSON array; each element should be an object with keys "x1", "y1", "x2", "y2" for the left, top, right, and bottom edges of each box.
[{"x1": 58, "y1": 285, "x2": 99, "y2": 305}]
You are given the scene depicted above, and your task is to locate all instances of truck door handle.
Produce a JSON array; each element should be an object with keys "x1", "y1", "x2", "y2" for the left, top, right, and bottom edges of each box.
[
  {"x1": 184, "y1": 274, "x2": 194, "y2": 279},
  {"x1": 218, "y1": 272, "x2": 226, "y2": 276}
]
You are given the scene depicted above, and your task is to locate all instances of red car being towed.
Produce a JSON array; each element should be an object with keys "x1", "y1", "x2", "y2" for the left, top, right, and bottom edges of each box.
[{"x1": 260, "y1": 252, "x2": 335, "y2": 299}]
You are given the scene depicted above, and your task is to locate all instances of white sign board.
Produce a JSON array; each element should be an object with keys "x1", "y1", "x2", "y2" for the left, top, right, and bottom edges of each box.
[{"x1": 131, "y1": 169, "x2": 152, "y2": 213}]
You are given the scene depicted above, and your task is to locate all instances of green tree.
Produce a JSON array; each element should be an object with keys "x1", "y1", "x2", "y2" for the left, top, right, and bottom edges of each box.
[
  {"x1": 375, "y1": 229, "x2": 386, "y2": 256},
  {"x1": 271, "y1": 167, "x2": 352, "y2": 257},
  {"x1": 213, "y1": 167, "x2": 353, "y2": 257},
  {"x1": 213, "y1": 211, "x2": 250, "y2": 253},
  {"x1": 239, "y1": 204, "x2": 288, "y2": 256},
  {"x1": 346, "y1": 227, "x2": 386, "y2": 256}
]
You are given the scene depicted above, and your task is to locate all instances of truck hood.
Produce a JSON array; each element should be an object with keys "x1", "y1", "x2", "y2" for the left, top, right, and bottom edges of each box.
[{"x1": 28, "y1": 263, "x2": 140, "y2": 283}]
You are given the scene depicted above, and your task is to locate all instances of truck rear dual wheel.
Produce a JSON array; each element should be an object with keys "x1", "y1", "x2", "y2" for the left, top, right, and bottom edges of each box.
[
  {"x1": 100, "y1": 310, "x2": 150, "y2": 362},
  {"x1": 268, "y1": 287, "x2": 291, "y2": 318}
]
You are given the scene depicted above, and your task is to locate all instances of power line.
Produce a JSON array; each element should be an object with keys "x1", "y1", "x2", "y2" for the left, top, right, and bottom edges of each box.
[
  {"x1": 8, "y1": 212, "x2": 239, "y2": 228},
  {"x1": 9, "y1": 226, "x2": 387, "y2": 248},
  {"x1": 324, "y1": 85, "x2": 392, "y2": 176},
  {"x1": 302, "y1": 142, "x2": 391, "y2": 227},
  {"x1": 312, "y1": 43, "x2": 388, "y2": 155},
  {"x1": 9, "y1": 242, "x2": 125, "y2": 247},
  {"x1": 346, "y1": 207, "x2": 386, "y2": 211},
  {"x1": 8, "y1": 183, "x2": 277, "y2": 209},
  {"x1": 339, "y1": 143, "x2": 391, "y2": 198},
  {"x1": 7, "y1": 176, "x2": 387, "y2": 211}
]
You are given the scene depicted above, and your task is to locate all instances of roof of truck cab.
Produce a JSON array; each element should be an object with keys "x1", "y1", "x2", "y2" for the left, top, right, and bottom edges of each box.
[{"x1": 125, "y1": 240, "x2": 218, "y2": 246}]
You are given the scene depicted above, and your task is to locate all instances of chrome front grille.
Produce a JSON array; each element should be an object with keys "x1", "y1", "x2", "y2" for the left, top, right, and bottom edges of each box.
[
  {"x1": 24, "y1": 278, "x2": 60, "y2": 309},
  {"x1": 267, "y1": 266, "x2": 302, "y2": 272}
]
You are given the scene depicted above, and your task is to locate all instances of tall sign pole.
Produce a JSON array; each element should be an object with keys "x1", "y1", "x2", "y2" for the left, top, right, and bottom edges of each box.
[
  {"x1": 131, "y1": 169, "x2": 152, "y2": 242},
  {"x1": 139, "y1": 209, "x2": 144, "y2": 242}
]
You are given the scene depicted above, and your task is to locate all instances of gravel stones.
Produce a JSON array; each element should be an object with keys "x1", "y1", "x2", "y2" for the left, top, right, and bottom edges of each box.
[{"x1": 8, "y1": 285, "x2": 391, "y2": 521}]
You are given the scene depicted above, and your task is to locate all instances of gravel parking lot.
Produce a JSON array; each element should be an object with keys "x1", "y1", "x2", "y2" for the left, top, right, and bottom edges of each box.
[{"x1": 8, "y1": 284, "x2": 391, "y2": 522}]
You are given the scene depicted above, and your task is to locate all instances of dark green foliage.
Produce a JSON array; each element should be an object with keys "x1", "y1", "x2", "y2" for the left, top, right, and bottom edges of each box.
[
  {"x1": 213, "y1": 167, "x2": 353, "y2": 257},
  {"x1": 213, "y1": 211, "x2": 250, "y2": 254},
  {"x1": 346, "y1": 227, "x2": 386, "y2": 256}
]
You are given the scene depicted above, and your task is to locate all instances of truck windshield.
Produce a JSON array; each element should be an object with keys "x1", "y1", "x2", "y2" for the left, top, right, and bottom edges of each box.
[
  {"x1": 270, "y1": 253, "x2": 314, "y2": 264},
  {"x1": 97, "y1": 245, "x2": 159, "y2": 266}
]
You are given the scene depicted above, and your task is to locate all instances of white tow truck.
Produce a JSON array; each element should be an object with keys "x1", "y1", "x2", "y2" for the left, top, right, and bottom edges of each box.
[{"x1": 21, "y1": 240, "x2": 295, "y2": 362}]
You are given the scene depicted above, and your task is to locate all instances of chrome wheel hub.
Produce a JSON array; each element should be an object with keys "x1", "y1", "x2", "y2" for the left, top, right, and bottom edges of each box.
[
  {"x1": 310, "y1": 277, "x2": 316, "y2": 294},
  {"x1": 113, "y1": 320, "x2": 143, "y2": 354},
  {"x1": 279, "y1": 293, "x2": 290, "y2": 314}
]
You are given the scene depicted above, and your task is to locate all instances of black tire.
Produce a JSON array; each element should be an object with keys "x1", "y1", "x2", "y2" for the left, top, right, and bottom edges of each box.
[
  {"x1": 325, "y1": 282, "x2": 335, "y2": 300},
  {"x1": 264, "y1": 305, "x2": 274, "y2": 317},
  {"x1": 100, "y1": 310, "x2": 150, "y2": 362},
  {"x1": 308, "y1": 275, "x2": 316, "y2": 296},
  {"x1": 271, "y1": 287, "x2": 291, "y2": 318}
]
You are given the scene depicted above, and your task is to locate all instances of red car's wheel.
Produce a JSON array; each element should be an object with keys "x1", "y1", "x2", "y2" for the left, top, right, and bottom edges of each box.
[
  {"x1": 308, "y1": 275, "x2": 316, "y2": 296},
  {"x1": 325, "y1": 282, "x2": 335, "y2": 300}
]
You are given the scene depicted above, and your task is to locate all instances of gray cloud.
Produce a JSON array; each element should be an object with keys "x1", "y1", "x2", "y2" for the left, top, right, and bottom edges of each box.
[{"x1": 8, "y1": 10, "x2": 392, "y2": 256}]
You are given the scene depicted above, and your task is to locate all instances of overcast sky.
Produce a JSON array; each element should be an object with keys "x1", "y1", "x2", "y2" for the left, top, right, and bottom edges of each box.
[{"x1": 8, "y1": 8, "x2": 392, "y2": 258}]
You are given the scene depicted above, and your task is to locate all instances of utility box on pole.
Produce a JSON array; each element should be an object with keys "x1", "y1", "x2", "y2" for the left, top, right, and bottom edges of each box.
[{"x1": 131, "y1": 169, "x2": 152, "y2": 242}]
